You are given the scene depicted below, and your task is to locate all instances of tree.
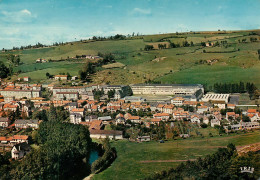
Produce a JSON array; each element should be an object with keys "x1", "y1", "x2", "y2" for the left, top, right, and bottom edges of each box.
[
  {"x1": 144, "y1": 45, "x2": 154, "y2": 51},
  {"x1": 47, "y1": 104, "x2": 57, "y2": 121},
  {"x1": 13, "y1": 121, "x2": 92, "y2": 179},
  {"x1": 0, "y1": 61, "x2": 10, "y2": 78},
  {"x1": 46, "y1": 72, "x2": 50, "y2": 78}
]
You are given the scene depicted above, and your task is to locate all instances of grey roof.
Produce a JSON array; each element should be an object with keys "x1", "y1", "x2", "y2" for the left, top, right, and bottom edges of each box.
[
  {"x1": 70, "y1": 113, "x2": 83, "y2": 117},
  {"x1": 68, "y1": 102, "x2": 77, "y2": 106},
  {"x1": 98, "y1": 116, "x2": 112, "y2": 121},
  {"x1": 85, "y1": 115, "x2": 98, "y2": 120},
  {"x1": 15, "y1": 119, "x2": 39, "y2": 124},
  {"x1": 131, "y1": 84, "x2": 203, "y2": 88},
  {"x1": 14, "y1": 142, "x2": 31, "y2": 151}
]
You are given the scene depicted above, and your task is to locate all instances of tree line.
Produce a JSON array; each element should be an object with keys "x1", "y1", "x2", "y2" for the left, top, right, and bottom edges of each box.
[
  {"x1": 145, "y1": 144, "x2": 259, "y2": 180},
  {"x1": 206, "y1": 82, "x2": 256, "y2": 94}
]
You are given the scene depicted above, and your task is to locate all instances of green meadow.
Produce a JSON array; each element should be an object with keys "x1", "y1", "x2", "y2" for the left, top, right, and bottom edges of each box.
[
  {"x1": 0, "y1": 30, "x2": 260, "y2": 86},
  {"x1": 93, "y1": 130, "x2": 260, "y2": 180}
]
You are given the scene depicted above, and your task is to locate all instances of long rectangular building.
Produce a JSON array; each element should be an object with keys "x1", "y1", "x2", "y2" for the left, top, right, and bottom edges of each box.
[
  {"x1": 130, "y1": 84, "x2": 204, "y2": 96},
  {"x1": 0, "y1": 89, "x2": 41, "y2": 99},
  {"x1": 202, "y1": 93, "x2": 229, "y2": 103}
]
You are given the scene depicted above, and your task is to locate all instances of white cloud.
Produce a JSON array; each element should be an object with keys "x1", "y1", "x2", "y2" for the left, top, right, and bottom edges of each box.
[
  {"x1": 1, "y1": 9, "x2": 35, "y2": 23},
  {"x1": 21, "y1": 9, "x2": 32, "y2": 16},
  {"x1": 132, "y1": 8, "x2": 151, "y2": 15}
]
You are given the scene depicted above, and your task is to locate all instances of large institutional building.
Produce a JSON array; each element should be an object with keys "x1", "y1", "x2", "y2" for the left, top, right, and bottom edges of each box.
[
  {"x1": 130, "y1": 84, "x2": 204, "y2": 96},
  {"x1": 201, "y1": 93, "x2": 230, "y2": 103},
  {"x1": 0, "y1": 85, "x2": 42, "y2": 99}
]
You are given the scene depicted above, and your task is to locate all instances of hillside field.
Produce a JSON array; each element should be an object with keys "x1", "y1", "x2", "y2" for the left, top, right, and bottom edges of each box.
[
  {"x1": 92, "y1": 130, "x2": 260, "y2": 180},
  {"x1": 1, "y1": 30, "x2": 260, "y2": 87}
]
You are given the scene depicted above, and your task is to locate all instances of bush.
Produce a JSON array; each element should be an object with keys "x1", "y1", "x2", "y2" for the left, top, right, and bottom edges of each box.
[{"x1": 200, "y1": 123, "x2": 208, "y2": 128}]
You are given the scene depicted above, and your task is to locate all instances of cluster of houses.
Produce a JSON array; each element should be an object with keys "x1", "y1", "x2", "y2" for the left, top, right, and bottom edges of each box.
[
  {"x1": 73, "y1": 55, "x2": 102, "y2": 60},
  {"x1": 0, "y1": 83, "x2": 259, "y2": 160},
  {"x1": 0, "y1": 135, "x2": 30, "y2": 160}
]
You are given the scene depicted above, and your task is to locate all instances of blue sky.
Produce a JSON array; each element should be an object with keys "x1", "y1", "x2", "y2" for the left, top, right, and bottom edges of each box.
[{"x1": 0, "y1": 0, "x2": 260, "y2": 49}]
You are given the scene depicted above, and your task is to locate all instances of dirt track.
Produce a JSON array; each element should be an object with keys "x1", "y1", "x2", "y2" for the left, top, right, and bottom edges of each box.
[{"x1": 139, "y1": 159, "x2": 196, "y2": 163}]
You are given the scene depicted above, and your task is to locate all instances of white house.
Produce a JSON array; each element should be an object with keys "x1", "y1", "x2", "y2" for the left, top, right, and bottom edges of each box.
[
  {"x1": 89, "y1": 129, "x2": 123, "y2": 140},
  {"x1": 0, "y1": 118, "x2": 10, "y2": 128},
  {"x1": 54, "y1": 75, "x2": 68, "y2": 80},
  {"x1": 70, "y1": 113, "x2": 83, "y2": 124},
  {"x1": 171, "y1": 97, "x2": 185, "y2": 106},
  {"x1": 14, "y1": 120, "x2": 40, "y2": 129},
  {"x1": 11, "y1": 142, "x2": 31, "y2": 160}
]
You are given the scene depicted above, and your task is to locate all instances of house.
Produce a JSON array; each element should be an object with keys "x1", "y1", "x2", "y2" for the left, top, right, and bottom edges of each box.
[
  {"x1": 70, "y1": 113, "x2": 83, "y2": 124},
  {"x1": 227, "y1": 104, "x2": 236, "y2": 110},
  {"x1": 190, "y1": 115, "x2": 201, "y2": 124},
  {"x1": 226, "y1": 112, "x2": 236, "y2": 120},
  {"x1": 211, "y1": 119, "x2": 221, "y2": 127},
  {"x1": 137, "y1": 136, "x2": 150, "y2": 142},
  {"x1": 150, "y1": 118, "x2": 161, "y2": 125},
  {"x1": 197, "y1": 106, "x2": 208, "y2": 114},
  {"x1": 81, "y1": 91, "x2": 94, "y2": 100},
  {"x1": 98, "y1": 116, "x2": 112, "y2": 124},
  {"x1": 211, "y1": 100, "x2": 226, "y2": 109},
  {"x1": 172, "y1": 111, "x2": 189, "y2": 120},
  {"x1": 23, "y1": 77, "x2": 30, "y2": 82},
  {"x1": 0, "y1": 117, "x2": 10, "y2": 128},
  {"x1": 85, "y1": 115, "x2": 98, "y2": 122},
  {"x1": 89, "y1": 129, "x2": 123, "y2": 140},
  {"x1": 11, "y1": 135, "x2": 29, "y2": 144},
  {"x1": 115, "y1": 113, "x2": 125, "y2": 125},
  {"x1": 153, "y1": 113, "x2": 170, "y2": 120},
  {"x1": 171, "y1": 97, "x2": 185, "y2": 106},
  {"x1": 54, "y1": 75, "x2": 68, "y2": 80},
  {"x1": 128, "y1": 116, "x2": 141, "y2": 123},
  {"x1": 71, "y1": 76, "x2": 78, "y2": 81},
  {"x1": 156, "y1": 104, "x2": 165, "y2": 112},
  {"x1": 88, "y1": 120, "x2": 103, "y2": 130},
  {"x1": 179, "y1": 134, "x2": 189, "y2": 138},
  {"x1": 67, "y1": 102, "x2": 78, "y2": 111},
  {"x1": 11, "y1": 142, "x2": 31, "y2": 160},
  {"x1": 247, "y1": 109, "x2": 257, "y2": 115},
  {"x1": 55, "y1": 92, "x2": 79, "y2": 100},
  {"x1": 224, "y1": 122, "x2": 260, "y2": 131},
  {"x1": 114, "y1": 91, "x2": 122, "y2": 100},
  {"x1": 14, "y1": 120, "x2": 40, "y2": 129},
  {"x1": 163, "y1": 104, "x2": 175, "y2": 114},
  {"x1": 71, "y1": 108, "x2": 85, "y2": 116}
]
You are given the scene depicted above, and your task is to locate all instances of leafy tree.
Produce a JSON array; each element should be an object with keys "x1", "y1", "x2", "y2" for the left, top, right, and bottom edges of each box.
[
  {"x1": 0, "y1": 61, "x2": 10, "y2": 78},
  {"x1": 47, "y1": 104, "x2": 57, "y2": 121},
  {"x1": 13, "y1": 121, "x2": 92, "y2": 179}
]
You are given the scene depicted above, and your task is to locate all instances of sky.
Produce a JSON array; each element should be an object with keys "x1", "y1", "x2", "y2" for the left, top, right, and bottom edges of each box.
[{"x1": 0, "y1": 0, "x2": 260, "y2": 49}]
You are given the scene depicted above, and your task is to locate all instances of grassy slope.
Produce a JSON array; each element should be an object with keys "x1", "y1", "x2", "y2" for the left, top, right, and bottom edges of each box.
[
  {"x1": 1, "y1": 30, "x2": 260, "y2": 86},
  {"x1": 93, "y1": 130, "x2": 260, "y2": 180}
]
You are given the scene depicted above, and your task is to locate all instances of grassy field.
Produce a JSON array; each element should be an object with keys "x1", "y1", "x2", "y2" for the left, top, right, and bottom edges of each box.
[
  {"x1": 1, "y1": 30, "x2": 260, "y2": 86},
  {"x1": 93, "y1": 130, "x2": 260, "y2": 180}
]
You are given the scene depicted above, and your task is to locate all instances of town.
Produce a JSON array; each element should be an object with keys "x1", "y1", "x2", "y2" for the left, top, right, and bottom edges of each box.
[{"x1": 0, "y1": 79, "x2": 259, "y2": 160}]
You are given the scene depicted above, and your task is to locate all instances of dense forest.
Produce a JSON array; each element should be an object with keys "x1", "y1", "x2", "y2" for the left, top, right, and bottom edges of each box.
[
  {"x1": 145, "y1": 144, "x2": 259, "y2": 180},
  {"x1": 0, "y1": 121, "x2": 92, "y2": 180}
]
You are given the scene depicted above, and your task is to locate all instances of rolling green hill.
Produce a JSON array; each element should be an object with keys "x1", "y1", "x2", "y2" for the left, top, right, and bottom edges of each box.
[{"x1": 1, "y1": 29, "x2": 260, "y2": 87}]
